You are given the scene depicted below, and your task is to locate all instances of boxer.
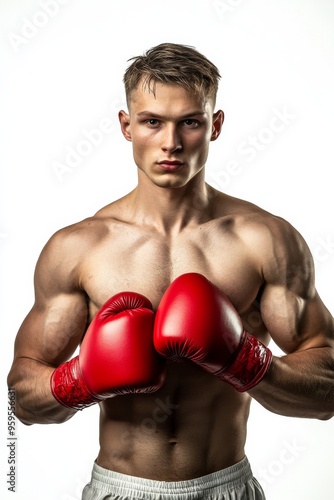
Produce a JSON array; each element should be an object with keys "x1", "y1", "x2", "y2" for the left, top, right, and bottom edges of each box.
[{"x1": 8, "y1": 43, "x2": 334, "y2": 500}]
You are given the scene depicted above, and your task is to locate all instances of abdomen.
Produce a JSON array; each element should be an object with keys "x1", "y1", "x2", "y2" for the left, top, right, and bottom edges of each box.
[{"x1": 97, "y1": 361, "x2": 250, "y2": 480}]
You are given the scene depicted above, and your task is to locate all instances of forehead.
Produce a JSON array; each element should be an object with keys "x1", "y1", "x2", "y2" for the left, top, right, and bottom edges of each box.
[{"x1": 129, "y1": 80, "x2": 213, "y2": 116}]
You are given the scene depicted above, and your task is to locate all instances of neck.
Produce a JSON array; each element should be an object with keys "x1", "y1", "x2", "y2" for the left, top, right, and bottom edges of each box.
[{"x1": 127, "y1": 170, "x2": 215, "y2": 234}]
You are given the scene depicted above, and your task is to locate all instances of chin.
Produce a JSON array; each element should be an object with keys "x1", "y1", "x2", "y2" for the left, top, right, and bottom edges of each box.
[{"x1": 152, "y1": 176, "x2": 189, "y2": 189}]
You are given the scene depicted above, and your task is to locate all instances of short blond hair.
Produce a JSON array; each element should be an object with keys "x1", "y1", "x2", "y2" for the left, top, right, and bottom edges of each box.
[{"x1": 123, "y1": 43, "x2": 221, "y2": 107}]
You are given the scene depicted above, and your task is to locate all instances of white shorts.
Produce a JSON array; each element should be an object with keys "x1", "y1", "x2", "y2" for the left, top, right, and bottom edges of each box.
[{"x1": 82, "y1": 456, "x2": 266, "y2": 499}]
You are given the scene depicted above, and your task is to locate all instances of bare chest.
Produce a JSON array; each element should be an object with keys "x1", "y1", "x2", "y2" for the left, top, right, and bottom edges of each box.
[{"x1": 80, "y1": 222, "x2": 263, "y2": 324}]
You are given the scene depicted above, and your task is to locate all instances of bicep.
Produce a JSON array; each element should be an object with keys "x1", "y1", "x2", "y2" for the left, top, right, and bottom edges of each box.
[
  {"x1": 253, "y1": 216, "x2": 334, "y2": 353},
  {"x1": 14, "y1": 292, "x2": 88, "y2": 367},
  {"x1": 260, "y1": 284, "x2": 334, "y2": 353},
  {"x1": 13, "y1": 232, "x2": 88, "y2": 367}
]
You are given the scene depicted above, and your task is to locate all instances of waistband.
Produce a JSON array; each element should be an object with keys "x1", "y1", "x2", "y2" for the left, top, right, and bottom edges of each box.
[{"x1": 90, "y1": 456, "x2": 253, "y2": 498}]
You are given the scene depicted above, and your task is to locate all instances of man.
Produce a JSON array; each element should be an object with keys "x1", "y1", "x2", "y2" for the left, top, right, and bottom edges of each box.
[{"x1": 7, "y1": 43, "x2": 334, "y2": 500}]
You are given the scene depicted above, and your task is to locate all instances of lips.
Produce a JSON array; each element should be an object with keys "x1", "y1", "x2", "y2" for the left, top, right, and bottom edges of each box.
[{"x1": 157, "y1": 160, "x2": 184, "y2": 171}]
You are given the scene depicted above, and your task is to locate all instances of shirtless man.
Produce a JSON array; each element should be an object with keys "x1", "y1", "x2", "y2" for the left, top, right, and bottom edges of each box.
[{"x1": 7, "y1": 43, "x2": 334, "y2": 500}]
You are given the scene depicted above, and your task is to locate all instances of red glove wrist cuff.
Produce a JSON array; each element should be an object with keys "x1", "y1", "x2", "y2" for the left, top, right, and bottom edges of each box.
[
  {"x1": 50, "y1": 357, "x2": 102, "y2": 410},
  {"x1": 219, "y1": 331, "x2": 273, "y2": 392}
]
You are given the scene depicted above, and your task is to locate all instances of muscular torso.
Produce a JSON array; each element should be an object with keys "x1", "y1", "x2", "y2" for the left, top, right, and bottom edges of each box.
[{"x1": 69, "y1": 191, "x2": 271, "y2": 480}]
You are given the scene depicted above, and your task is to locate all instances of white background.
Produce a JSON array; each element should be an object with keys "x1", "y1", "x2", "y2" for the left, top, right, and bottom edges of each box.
[{"x1": 1, "y1": 0, "x2": 334, "y2": 499}]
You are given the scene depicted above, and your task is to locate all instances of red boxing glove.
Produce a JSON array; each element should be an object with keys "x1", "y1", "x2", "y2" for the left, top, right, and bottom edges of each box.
[
  {"x1": 51, "y1": 292, "x2": 166, "y2": 410},
  {"x1": 154, "y1": 273, "x2": 272, "y2": 392}
]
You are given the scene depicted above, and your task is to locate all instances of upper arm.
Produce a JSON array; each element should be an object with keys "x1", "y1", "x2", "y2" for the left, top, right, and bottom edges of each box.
[
  {"x1": 13, "y1": 228, "x2": 88, "y2": 369},
  {"x1": 256, "y1": 218, "x2": 334, "y2": 353}
]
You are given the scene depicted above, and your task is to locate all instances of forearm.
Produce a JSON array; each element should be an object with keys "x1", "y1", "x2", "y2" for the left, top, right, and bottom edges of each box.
[
  {"x1": 249, "y1": 347, "x2": 334, "y2": 420},
  {"x1": 7, "y1": 358, "x2": 76, "y2": 425}
]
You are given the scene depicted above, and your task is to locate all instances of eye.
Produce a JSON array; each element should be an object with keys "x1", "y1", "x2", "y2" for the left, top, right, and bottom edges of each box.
[
  {"x1": 182, "y1": 119, "x2": 200, "y2": 127},
  {"x1": 145, "y1": 119, "x2": 160, "y2": 127}
]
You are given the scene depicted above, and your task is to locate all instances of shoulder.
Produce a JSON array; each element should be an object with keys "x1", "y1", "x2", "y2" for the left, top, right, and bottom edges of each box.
[
  {"x1": 215, "y1": 190, "x2": 302, "y2": 242},
  {"x1": 242, "y1": 212, "x2": 312, "y2": 287},
  {"x1": 213, "y1": 189, "x2": 294, "y2": 239},
  {"x1": 41, "y1": 216, "x2": 106, "y2": 260},
  {"x1": 214, "y1": 191, "x2": 314, "y2": 290},
  {"x1": 41, "y1": 198, "x2": 125, "y2": 257},
  {"x1": 230, "y1": 200, "x2": 302, "y2": 256},
  {"x1": 34, "y1": 207, "x2": 119, "y2": 292},
  {"x1": 34, "y1": 196, "x2": 132, "y2": 291}
]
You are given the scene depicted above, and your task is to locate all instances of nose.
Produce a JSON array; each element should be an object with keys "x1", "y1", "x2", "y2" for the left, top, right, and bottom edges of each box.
[{"x1": 161, "y1": 123, "x2": 182, "y2": 154}]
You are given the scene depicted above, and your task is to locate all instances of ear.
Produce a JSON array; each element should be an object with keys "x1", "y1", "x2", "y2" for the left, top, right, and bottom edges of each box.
[
  {"x1": 119, "y1": 110, "x2": 132, "y2": 141},
  {"x1": 210, "y1": 110, "x2": 224, "y2": 141}
]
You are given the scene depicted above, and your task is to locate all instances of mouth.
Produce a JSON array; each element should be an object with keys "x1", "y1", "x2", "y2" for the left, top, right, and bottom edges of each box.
[{"x1": 157, "y1": 160, "x2": 184, "y2": 172}]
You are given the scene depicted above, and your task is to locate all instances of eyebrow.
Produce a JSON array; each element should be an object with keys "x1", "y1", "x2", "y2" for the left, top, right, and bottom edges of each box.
[{"x1": 136, "y1": 111, "x2": 206, "y2": 119}]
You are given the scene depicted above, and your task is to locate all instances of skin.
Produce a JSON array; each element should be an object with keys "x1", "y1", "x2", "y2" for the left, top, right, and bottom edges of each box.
[{"x1": 7, "y1": 80, "x2": 334, "y2": 482}]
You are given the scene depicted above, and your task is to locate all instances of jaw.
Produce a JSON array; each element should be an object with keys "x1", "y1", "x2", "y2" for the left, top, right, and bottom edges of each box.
[{"x1": 136, "y1": 161, "x2": 207, "y2": 191}]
